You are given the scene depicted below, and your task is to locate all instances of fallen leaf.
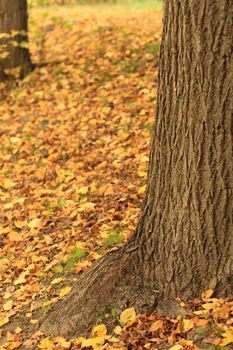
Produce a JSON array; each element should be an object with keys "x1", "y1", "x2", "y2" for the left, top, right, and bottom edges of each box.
[
  {"x1": 59, "y1": 287, "x2": 72, "y2": 298},
  {"x1": 220, "y1": 329, "x2": 233, "y2": 346},
  {"x1": 50, "y1": 278, "x2": 63, "y2": 285},
  {"x1": 113, "y1": 326, "x2": 122, "y2": 335},
  {"x1": 149, "y1": 320, "x2": 163, "y2": 332},
  {"x1": 169, "y1": 345, "x2": 183, "y2": 350},
  {"x1": 38, "y1": 338, "x2": 54, "y2": 349},
  {"x1": 81, "y1": 336, "x2": 105, "y2": 348},
  {"x1": 28, "y1": 218, "x2": 43, "y2": 230},
  {"x1": 13, "y1": 275, "x2": 26, "y2": 285},
  {"x1": 92, "y1": 324, "x2": 107, "y2": 337},
  {"x1": 0, "y1": 316, "x2": 9, "y2": 327},
  {"x1": 138, "y1": 185, "x2": 146, "y2": 194},
  {"x1": 3, "y1": 300, "x2": 13, "y2": 311},
  {"x1": 120, "y1": 307, "x2": 136, "y2": 326},
  {"x1": 182, "y1": 319, "x2": 194, "y2": 332},
  {"x1": 201, "y1": 289, "x2": 214, "y2": 300}
]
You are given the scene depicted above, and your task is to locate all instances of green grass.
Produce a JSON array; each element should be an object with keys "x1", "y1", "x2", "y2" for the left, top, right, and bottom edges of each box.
[
  {"x1": 64, "y1": 247, "x2": 89, "y2": 270},
  {"x1": 29, "y1": 1, "x2": 163, "y2": 17},
  {"x1": 104, "y1": 231, "x2": 124, "y2": 247},
  {"x1": 145, "y1": 42, "x2": 160, "y2": 55},
  {"x1": 117, "y1": 0, "x2": 163, "y2": 10}
]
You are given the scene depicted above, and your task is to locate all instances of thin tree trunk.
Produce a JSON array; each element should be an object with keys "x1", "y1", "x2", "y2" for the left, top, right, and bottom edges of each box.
[
  {"x1": 39, "y1": 0, "x2": 233, "y2": 338},
  {"x1": 0, "y1": 0, "x2": 32, "y2": 80}
]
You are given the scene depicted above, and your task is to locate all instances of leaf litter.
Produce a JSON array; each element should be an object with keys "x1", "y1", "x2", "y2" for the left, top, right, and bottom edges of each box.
[{"x1": 0, "y1": 5, "x2": 232, "y2": 350}]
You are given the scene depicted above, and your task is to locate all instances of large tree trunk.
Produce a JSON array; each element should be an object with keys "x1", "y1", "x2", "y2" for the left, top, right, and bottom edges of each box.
[
  {"x1": 0, "y1": 0, "x2": 32, "y2": 80},
  {"x1": 39, "y1": 0, "x2": 233, "y2": 338}
]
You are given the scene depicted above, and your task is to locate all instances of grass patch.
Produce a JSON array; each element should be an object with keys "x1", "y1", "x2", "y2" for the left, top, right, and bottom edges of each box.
[
  {"x1": 145, "y1": 42, "x2": 160, "y2": 55},
  {"x1": 29, "y1": 1, "x2": 163, "y2": 19},
  {"x1": 104, "y1": 231, "x2": 124, "y2": 248},
  {"x1": 64, "y1": 247, "x2": 89, "y2": 270}
]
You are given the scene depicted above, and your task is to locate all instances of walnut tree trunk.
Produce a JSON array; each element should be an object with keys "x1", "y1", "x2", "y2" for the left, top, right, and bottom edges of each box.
[
  {"x1": 0, "y1": 0, "x2": 32, "y2": 80},
  {"x1": 39, "y1": 0, "x2": 233, "y2": 338}
]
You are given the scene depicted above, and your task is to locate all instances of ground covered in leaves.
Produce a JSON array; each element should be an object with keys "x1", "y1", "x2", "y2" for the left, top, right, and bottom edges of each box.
[{"x1": 0, "y1": 5, "x2": 232, "y2": 350}]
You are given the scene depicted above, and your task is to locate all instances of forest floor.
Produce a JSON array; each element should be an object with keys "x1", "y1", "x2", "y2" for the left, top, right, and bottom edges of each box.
[{"x1": 0, "y1": 5, "x2": 232, "y2": 350}]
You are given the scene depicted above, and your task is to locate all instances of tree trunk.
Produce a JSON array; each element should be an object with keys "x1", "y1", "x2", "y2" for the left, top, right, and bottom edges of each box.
[
  {"x1": 39, "y1": 0, "x2": 233, "y2": 338},
  {"x1": 0, "y1": 0, "x2": 32, "y2": 80}
]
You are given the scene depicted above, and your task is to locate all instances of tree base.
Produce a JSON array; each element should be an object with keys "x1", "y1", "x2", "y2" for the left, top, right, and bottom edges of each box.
[{"x1": 39, "y1": 246, "x2": 157, "y2": 338}]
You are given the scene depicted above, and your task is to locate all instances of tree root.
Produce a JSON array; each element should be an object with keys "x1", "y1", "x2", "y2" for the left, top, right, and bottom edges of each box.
[{"x1": 38, "y1": 246, "x2": 157, "y2": 338}]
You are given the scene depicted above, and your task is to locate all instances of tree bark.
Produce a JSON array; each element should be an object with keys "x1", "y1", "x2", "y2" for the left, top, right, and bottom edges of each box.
[
  {"x1": 39, "y1": 0, "x2": 233, "y2": 338},
  {"x1": 0, "y1": 0, "x2": 32, "y2": 80},
  {"x1": 135, "y1": 0, "x2": 233, "y2": 300}
]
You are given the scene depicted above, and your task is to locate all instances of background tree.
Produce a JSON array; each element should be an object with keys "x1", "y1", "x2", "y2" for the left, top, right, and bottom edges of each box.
[
  {"x1": 0, "y1": 0, "x2": 32, "y2": 79},
  {"x1": 39, "y1": 0, "x2": 233, "y2": 337}
]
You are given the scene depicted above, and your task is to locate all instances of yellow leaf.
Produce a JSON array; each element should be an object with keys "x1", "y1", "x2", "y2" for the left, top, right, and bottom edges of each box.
[
  {"x1": 137, "y1": 170, "x2": 147, "y2": 178},
  {"x1": 60, "y1": 341, "x2": 71, "y2": 349},
  {"x1": 169, "y1": 345, "x2": 183, "y2": 350},
  {"x1": 202, "y1": 303, "x2": 214, "y2": 310},
  {"x1": 0, "y1": 315, "x2": 9, "y2": 327},
  {"x1": 31, "y1": 255, "x2": 41, "y2": 262},
  {"x1": 3, "y1": 292, "x2": 12, "y2": 299},
  {"x1": 220, "y1": 330, "x2": 233, "y2": 346},
  {"x1": 0, "y1": 226, "x2": 11, "y2": 234},
  {"x1": 50, "y1": 278, "x2": 63, "y2": 285},
  {"x1": 3, "y1": 300, "x2": 13, "y2": 311},
  {"x1": 113, "y1": 326, "x2": 122, "y2": 335},
  {"x1": 81, "y1": 337, "x2": 105, "y2": 348},
  {"x1": 78, "y1": 202, "x2": 96, "y2": 211},
  {"x1": 193, "y1": 310, "x2": 209, "y2": 316},
  {"x1": 138, "y1": 185, "x2": 146, "y2": 194},
  {"x1": 14, "y1": 220, "x2": 27, "y2": 229},
  {"x1": 52, "y1": 337, "x2": 71, "y2": 349},
  {"x1": 2, "y1": 178, "x2": 15, "y2": 190},
  {"x1": 15, "y1": 327, "x2": 23, "y2": 334},
  {"x1": 8, "y1": 231, "x2": 23, "y2": 242},
  {"x1": 78, "y1": 186, "x2": 89, "y2": 195},
  {"x1": 13, "y1": 274, "x2": 26, "y2": 285},
  {"x1": 59, "y1": 287, "x2": 72, "y2": 298},
  {"x1": 28, "y1": 218, "x2": 42, "y2": 229},
  {"x1": 4, "y1": 202, "x2": 14, "y2": 209},
  {"x1": 7, "y1": 341, "x2": 22, "y2": 349},
  {"x1": 92, "y1": 324, "x2": 107, "y2": 337},
  {"x1": 30, "y1": 319, "x2": 38, "y2": 325},
  {"x1": 149, "y1": 320, "x2": 163, "y2": 332},
  {"x1": 120, "y1": 307, "x2": 136, "y2": 325},
  {"x1": 182, "y1": 319, "x2": 194, "y2": 332},
  {"x1": 10, "y1": 137, "x2": 21, "y2": 144},
  {"x1": 72, "y1": 337, "x2": 85, "y2": 346},
  {"x1": 201, "y1": 289, "x2": 214, "y2": 300},
  {"x1": 38, "y1": 338, "x2": 55, "y2": 349}
]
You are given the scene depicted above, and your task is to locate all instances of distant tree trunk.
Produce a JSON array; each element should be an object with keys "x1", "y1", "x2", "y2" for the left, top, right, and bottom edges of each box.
[
  {"x1": 0, "y1": 0, "x2": 32, "y2": 80},
  {"x1": 39, "y1": 0, "x2": 233, "y2": 338}
]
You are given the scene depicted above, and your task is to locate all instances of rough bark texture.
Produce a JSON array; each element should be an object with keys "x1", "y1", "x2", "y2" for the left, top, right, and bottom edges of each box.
[
  {"x1": 136, "y1": 0, "x2": 233, "y2": 300},
  {"x1": 0, "y1": 0, "x2": 32, "y2": 79},
  {"x1": 39, "y1": 0, "x2": 233, "y2": 338}
]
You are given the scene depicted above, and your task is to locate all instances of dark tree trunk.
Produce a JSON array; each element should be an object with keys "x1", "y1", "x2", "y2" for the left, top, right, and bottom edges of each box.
[
  {"x1": 39, "y1": 0, "x2": 233, "y2": 338},
  {"x1": 0, "y1": 0, "x2": 32, "y2": 80}
]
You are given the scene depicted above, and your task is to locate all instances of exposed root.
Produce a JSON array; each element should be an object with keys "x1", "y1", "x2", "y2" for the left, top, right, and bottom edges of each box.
[{"x1": 38, "y1": 246, "x2": 157, "y2": 338}]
